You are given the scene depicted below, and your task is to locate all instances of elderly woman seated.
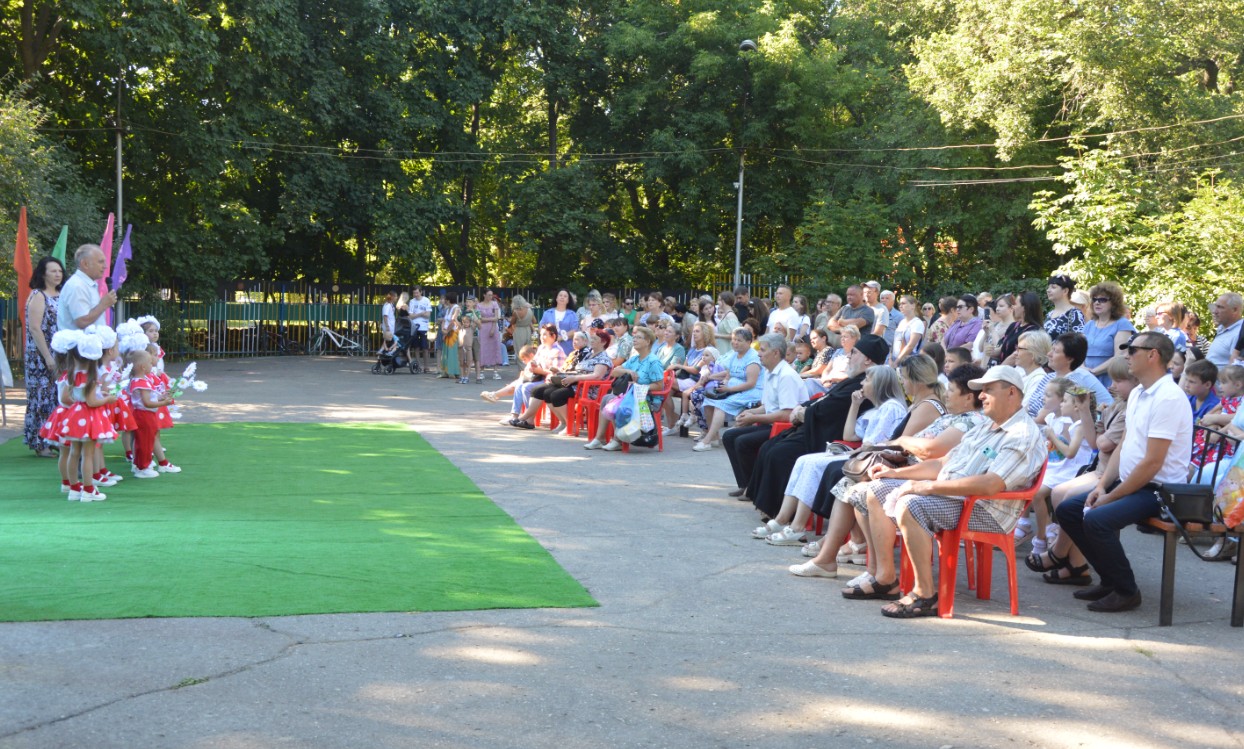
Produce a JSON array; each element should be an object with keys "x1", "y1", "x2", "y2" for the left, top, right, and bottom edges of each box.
[
  {"x1": 695, "y1": 327, "x2": 763, "y2": 451},
  {"x1": 585, "y1": 325, "x2": 666, "y2": 451},
  {"x1": 788, "y1": 364, "x2": 989, "y2": 580},
  {"x1": 509, "y1": 329, "x2": 613, "y2": 433}
]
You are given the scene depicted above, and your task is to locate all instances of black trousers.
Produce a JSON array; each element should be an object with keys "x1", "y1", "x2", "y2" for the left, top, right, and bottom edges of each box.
[
  {"x1": 748, "y1": 429, "x2": 813, "y2": 519},
  {"x1": 722, "y1": 425, "x2": 771, "y2": 489}
]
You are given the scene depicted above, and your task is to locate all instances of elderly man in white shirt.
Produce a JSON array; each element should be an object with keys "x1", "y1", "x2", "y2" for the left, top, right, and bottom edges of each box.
[
  {"x1": 57, "y1": 244, "x2": 117, "y2": 332},
  {"x1": 721, "y1": 333, "x2": 806, "y2": 499},
  {"x1": 1055, "y1": 331, "x2": 1193, "y2": 614}
]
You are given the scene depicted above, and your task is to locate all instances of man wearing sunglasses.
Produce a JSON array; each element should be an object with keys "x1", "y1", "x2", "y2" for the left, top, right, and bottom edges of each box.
[{"x1": 1053, "y1": 332, "x2": 1192, "y2": 613}]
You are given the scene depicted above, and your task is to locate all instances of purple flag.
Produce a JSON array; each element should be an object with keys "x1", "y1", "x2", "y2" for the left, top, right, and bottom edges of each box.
[{"x1": 111, "y1": 224, "x2": 133, "y2": 288}]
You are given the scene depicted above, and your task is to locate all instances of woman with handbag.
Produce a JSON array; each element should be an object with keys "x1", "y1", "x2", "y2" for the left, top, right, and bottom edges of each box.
[
  {"x1": 585, "y1": 326, "x2": 664, "y2": 451},
  {"x1": 789, "y1": 363, "x2": 987, "y2": 579}
]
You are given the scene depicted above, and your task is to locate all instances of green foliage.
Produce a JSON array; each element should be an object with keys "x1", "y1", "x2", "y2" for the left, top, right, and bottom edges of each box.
[{"x1": 1032, "y1": 148, "x2": 1244, "y2": 324}]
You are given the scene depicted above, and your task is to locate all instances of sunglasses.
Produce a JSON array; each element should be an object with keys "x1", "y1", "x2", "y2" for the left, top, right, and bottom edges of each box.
[
  {"x1": 955, "y1": 304, "x2": 969, "y2": 309},
  {"x1": 1092, "y1": 297, "x2": 1110, "y2": 304},
  {"x1": 1126, "y1": 345, "x2": 1156, "y2": 355}
]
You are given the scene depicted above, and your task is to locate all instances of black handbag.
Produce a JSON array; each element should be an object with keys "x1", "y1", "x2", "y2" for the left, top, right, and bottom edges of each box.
[{"x1": 1154, "y1": 482, "x2": 1216, "y2": 525}]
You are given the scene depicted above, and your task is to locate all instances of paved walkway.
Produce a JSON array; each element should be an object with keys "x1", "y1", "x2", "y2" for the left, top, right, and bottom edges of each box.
[{"x1": 2, "y1": 356, "x2": 1242, "y2": 748}]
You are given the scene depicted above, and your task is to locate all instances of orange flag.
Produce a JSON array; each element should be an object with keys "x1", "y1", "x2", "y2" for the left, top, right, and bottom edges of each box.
[{"x1": 12, "y1": 206, "x2": 32, "y2": 332}]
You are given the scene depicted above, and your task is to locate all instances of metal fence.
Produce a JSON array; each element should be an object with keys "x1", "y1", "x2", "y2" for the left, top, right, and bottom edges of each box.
[{"x1": 1, "y1": 275, "x2": 806, "y2": 366}]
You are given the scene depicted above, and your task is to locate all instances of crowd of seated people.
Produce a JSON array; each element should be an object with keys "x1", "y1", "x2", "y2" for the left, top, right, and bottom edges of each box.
[{"x1": 468, "y1": 280, "x2": 1244, "y2": 617}]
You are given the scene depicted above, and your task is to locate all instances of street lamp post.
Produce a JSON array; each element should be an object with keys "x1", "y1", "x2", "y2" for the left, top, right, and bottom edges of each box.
[{"x1": 733, "y1": 39, "x2": 757, "y2": 290}]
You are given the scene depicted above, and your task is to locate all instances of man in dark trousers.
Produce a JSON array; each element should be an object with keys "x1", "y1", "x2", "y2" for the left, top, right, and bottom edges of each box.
[{"x1": 745, "y1": 334, "x2": 890, "y2": 519}]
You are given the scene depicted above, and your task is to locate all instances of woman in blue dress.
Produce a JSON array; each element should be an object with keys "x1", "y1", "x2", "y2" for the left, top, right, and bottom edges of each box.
[
  {"x1": 584, "y1": 325, "x2": 666, "y2": 451},
  {"x1": 1082, "y1": 281, "x2": 1134, "y2": 385},
  {"x1": 695, "y1": 327, "x2": 764, "y2": 452},
  {"x1": 539, "y1": 289, "x2": 580, "y2": 355}
]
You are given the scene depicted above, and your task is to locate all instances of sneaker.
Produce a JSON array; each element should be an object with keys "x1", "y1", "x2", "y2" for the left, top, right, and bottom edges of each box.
[
  {"x1": 662, "y1": 424, "x2": 680, "y2": 437},
  {"x1": 752, "y1": 519, "x2": 783, "y2": 539},
  {"x1": 845, "y1": 571, "x2": 872, "y2": 587},
  {"x1": 133, "y1": 467, "x2": 160, "y2": 479},
  {"x1": 766, "y1": 526, "x2": 807, "y2": 546},
  {"x1": 789, "y1": 561, "x2": 838, "y2": 578},
  {"x1": 477, "y1": 374, "x2": 484, "y2": 383},
  {"x1": 836, "y1": 541, "x2": 868, "y2": 565},
  {"x1": 601, "y1": 439, "x2": 623, "y2": 451},
  {"x1": 692, "y1": 441, "x2": 713, "y2": 452},
  {"x1": 584, "y1": 439, "x2": 604, "y2": 450},
  {"x1": 493, "y1": 372, "x2": 502, "y2": 380},
  {"x1": 550, "y1": 424, "x2": 567, "y2": 436},
  {"x1": 158, "y1": 463, "x2": 182, "y2": 473}
]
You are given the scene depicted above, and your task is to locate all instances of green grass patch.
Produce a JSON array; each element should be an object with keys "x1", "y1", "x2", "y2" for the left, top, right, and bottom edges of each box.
[{"x1": 0, "y1": 422, "x2": 596, "y2": 621}]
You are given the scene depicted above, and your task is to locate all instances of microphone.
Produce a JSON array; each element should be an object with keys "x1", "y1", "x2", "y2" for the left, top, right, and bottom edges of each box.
[{"x1": 105, "y1": 277, "x2": 113, "y2": 291}]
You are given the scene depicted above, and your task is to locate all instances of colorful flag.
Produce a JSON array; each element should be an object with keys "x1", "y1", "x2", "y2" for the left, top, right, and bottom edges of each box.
[
  {"x1": 51, "y1": 225, "x2": 68, "y2": 264},
  {"x1": 12, "y1": 207, "x2": 32, "y2": 331},
  {"x1": 97, "y1": 212, "x2": 114, "y2": 300},
  {"x1": 111, "y1": 224, "x2": 132, "y2": 288}
]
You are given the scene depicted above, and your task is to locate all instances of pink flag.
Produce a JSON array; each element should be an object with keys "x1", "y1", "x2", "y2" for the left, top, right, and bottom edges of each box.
[{"x1": 98, "y1": 213, "x2": 115, "y2": 325}]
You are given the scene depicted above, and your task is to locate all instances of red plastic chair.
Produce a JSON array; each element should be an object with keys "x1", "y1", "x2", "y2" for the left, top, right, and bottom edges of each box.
[
  {"x1": 574, "y1": 378, "x2": 614, "y2": 441},
  {"x1": 620, "y1": 370, "x2": 676, "y2": 453},
  {"x1": 899, "y1": 460, "x2": 1047, "y2": 618}
]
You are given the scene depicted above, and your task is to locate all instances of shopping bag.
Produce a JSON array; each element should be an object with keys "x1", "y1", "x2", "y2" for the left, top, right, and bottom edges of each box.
[
  {"x1": 1217, "y1": 447, "x2": 1244, "y2": 527},
  {"x1": 614, "y1": 386, "x2": 642, "y2": 443}
]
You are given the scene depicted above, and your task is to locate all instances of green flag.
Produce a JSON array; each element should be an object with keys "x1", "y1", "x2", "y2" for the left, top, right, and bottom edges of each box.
[{"x1": 51, "y1": 225, "x2": 68, "y2": 264}]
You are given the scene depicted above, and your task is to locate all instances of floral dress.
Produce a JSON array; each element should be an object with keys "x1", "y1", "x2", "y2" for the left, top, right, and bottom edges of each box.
[
  {"x1": 1044, "y1": 308, "x2": 1085, "y2": 338},
  {"x1": 23, "y1": 291, "x2": 59, "y2": 451}
]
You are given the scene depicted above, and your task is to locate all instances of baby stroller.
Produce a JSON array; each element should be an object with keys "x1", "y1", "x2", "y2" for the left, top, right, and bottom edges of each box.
[{"x1": 372, "y1": 326, "x2": 417, "y2": 375}]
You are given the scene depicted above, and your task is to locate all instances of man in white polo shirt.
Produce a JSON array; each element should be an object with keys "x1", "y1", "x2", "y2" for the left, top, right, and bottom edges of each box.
[
  {"x1": 57, "y1": 244, "x2": 117, "y2": 332},
  {"x1": 1055, "y1": 331, "x2": 1193, "y2": 613},
  {"x1": 720, "y1": 333, "x2": 805, "y2": 486}
]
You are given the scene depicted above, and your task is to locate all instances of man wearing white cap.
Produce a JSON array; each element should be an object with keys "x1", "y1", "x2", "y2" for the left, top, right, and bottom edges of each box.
[{"x1": 843, "y1": 365, "x2": 1045, "y2": 617}]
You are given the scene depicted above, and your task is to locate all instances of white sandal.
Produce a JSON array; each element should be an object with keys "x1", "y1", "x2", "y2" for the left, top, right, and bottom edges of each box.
[
  {"x1": 801, "y1": 540, "x2": 821, "y2": 557},
  {"x1": 836, "y1": 540, "x2": 867, "y2": 565}
]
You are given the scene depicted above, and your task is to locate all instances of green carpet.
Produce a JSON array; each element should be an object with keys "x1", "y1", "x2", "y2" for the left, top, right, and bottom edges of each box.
[{"x1": 0, "y1": 422, "x2": 596, "y2": 621}]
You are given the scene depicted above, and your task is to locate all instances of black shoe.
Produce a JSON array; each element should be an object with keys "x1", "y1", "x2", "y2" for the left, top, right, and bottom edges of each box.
[
  {"x1": 728, "y1": 488, "x2": 746, "y2": 497},
  {"x1": 1074, "y1": 583, "x2": 1115, "y2": 601},
  {"x1": 509, "y1": 419, "x2": 535, "y2": 430},
  {"x1": 1087, "y1": 590, "x2": 1142, "y2": 613}
]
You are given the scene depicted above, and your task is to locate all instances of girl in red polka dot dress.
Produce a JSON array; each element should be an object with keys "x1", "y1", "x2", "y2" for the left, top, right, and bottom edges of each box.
[
  {"x1": 61, "y1": 331, "x2": 119, "y2": 502},
  {"x1": 125, "y1": 349, "x2": 175, "y2": 479},
  {"x1": 41, "y1": 329, "x2": 80, "y2": 497},
  {"x1": 138, "y1": 316, "x2": 180, "y2": 472}
]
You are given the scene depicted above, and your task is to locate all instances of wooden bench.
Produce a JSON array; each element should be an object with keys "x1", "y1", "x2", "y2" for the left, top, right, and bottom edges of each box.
[{"x1": 1141, "y1": 517, "x2": 1243, "y2": 626}]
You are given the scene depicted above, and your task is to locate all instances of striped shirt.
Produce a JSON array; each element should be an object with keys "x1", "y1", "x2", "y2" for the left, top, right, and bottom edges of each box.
[{"x1": 937, "y1": 408, "x2": 1046, "y2": 531}]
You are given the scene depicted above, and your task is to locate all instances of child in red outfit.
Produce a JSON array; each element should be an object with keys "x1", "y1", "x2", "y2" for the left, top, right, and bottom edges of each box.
[
  {"x1": 125, "y1": 349, "x2": 174, "y2": 478},
  {"x1": 62, "y1": 332, "x2": 118, "y2": 501}
]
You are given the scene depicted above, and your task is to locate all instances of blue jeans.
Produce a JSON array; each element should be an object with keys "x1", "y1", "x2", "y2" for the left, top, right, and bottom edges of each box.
[{"x1": 1055, "y1": 487, "x2": 1162, "y2": 596}]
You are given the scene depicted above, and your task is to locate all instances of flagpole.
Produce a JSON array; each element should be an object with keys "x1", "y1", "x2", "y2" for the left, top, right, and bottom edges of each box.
[{"x1": 114, "y1": 64, "x2": 125, "y2": 324}]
